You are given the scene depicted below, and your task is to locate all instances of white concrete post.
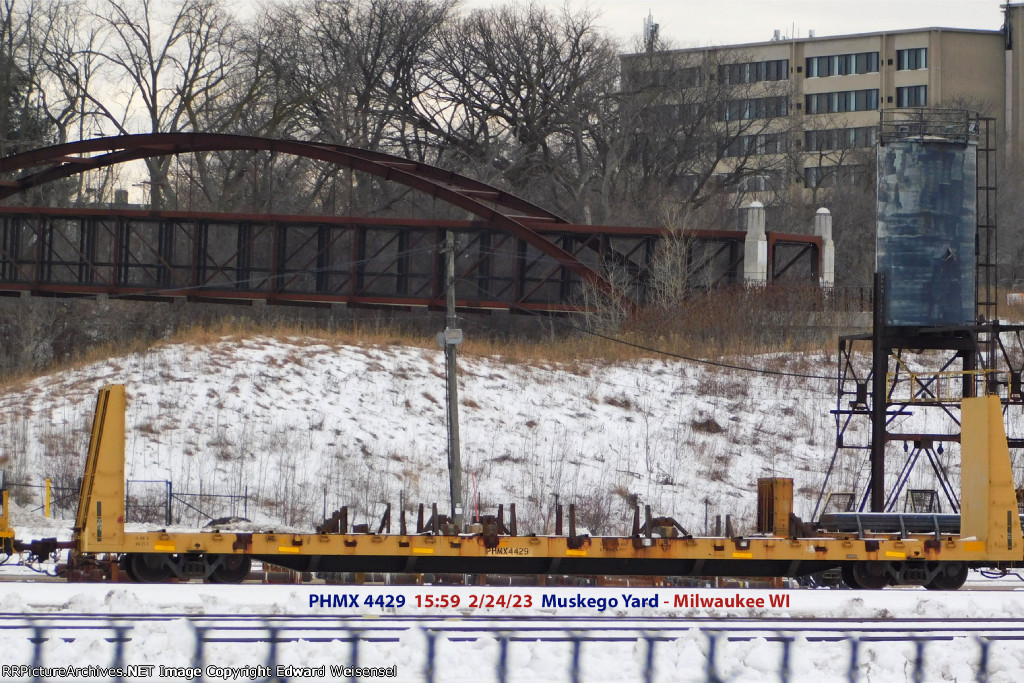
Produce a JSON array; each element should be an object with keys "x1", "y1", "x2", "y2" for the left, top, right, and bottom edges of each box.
[
  {"x1": 743, "y1": 201, "x2": 768, "y2": 285},
  {"x1": 815, "y1": 207, "x2": 835, "y2": 288}
]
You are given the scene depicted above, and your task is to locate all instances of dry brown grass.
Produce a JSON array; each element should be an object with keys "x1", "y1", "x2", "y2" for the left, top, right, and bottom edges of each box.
[
  {"x1": 0, "y1": 285, "x2": 850, "y2": 389},
  {"x1": 166, "y1": 318, "x2": 664, "y2": 367},
  {"x1": 0, "y1": 336, "x2": 161, "y2": 393},
  {"x1": 625, "y1": 282, "x2": 854, "y2": 358}
]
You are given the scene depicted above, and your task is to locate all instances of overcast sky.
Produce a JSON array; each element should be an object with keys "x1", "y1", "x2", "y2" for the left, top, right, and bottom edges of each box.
[{"x1": 460, "y1": 0, "x2": 1012, "y2": 49}]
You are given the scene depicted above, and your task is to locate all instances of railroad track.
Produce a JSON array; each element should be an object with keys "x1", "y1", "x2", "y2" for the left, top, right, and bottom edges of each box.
[
  {"x1": 4, "y1": 613, "x2": 1024, "y2": 643},
  {"x1": 1, "y1": 613, "x2": 1014, "y2": 683}
]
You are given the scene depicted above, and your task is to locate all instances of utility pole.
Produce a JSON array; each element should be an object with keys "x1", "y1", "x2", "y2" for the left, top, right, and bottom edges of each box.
[{"x1": 440, "y1": 230, "x2": 464, "y2": 530}]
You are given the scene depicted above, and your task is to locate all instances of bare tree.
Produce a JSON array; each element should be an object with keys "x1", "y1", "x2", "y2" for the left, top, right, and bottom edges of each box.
[
  {"x1": 613, "y1": 48, "x2": 791, "y2": 225},
  {"x1": 189, "y1": 0, "x2": 457, "y2": 217},
  {"x1": 0, "y1": 0, "x2": 90, "y2": 207},
  {"x1": 90, "y1": 0, "x2": 237, "y2": 207},
  {"x1": 0, "y1": 0, "x2": 56, "y2": 155},
  {"x1": 297, "y1": 0, "x2": 456, "y2": 149},
  {"x1": 165, "y1": 2, "x2": 315, "y2": 213},
  {"x1": 32, "y1": 0, "x2": 120, "y2": 203},
  {"x1": 644, "y1": 204, "x2": 721, "y2": 308},
  {"x1": 424, "y1": 3, "x2": 620, "y2": 221},
  {"x1": 37, "y1": 2, "x2": 100, "y2": 140},
  {"x1": 785, "y1": 112, "x2": 874, "y2": 206}
]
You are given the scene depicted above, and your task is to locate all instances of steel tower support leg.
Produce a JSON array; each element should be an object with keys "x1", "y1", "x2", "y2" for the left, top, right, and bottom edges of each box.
[{"x1": 870, "y1": 273, "x2": 888, "y2": 512}]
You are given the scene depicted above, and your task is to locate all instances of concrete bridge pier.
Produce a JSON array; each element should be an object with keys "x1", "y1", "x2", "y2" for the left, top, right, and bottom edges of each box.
[
  {"x1": 743, "y1": 201, "x2": 767, "y2": 285},
  {"x1": 815, "y1": 207, "x2": 835, "y2": 288}
]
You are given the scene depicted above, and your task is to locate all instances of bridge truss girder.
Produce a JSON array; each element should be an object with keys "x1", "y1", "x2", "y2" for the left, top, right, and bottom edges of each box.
[
  {"x1": 0, "y1": 207, "x2": 821, "y2": 312},
  {"x1": 0, "y1": 134, "x2": 822, "y2": 313}
]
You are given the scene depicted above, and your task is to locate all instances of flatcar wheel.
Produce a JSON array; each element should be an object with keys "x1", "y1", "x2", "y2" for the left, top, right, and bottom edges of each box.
[
  {"x1": 850, "y1": 562, "x2": 890, "y2": 590},
  {"x1": 120, "y1": 556, "x2": 137, "y2": 582},
  {"x1": 924, "y1": 562, "x2": 968, "y2": 591},
  {"x1": 129, "y1": 553, "x2": 171, "y2": 583},
  {"x1": 209, "y1": 555, "x2": 251, "y2": 584},
  {"x1": 840, "y1": 564, "x2": 860, "y2": 589}
]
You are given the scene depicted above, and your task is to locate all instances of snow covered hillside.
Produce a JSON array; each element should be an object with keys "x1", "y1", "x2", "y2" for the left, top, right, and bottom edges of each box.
[{"x1": 1, "y1": 336, "x2": 863, "y2": 537}]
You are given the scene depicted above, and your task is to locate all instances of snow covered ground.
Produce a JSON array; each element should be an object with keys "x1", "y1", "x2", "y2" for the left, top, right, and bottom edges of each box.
[
  {"x1": 3, "y1": 335, "x2": 1024, "y2": 681},
  {"x1": 1, "y1": 335, "x2": 851, "y2": 537},
  {"x1": 2, "y1": 582, "x2": 1024, "y2": 682}
]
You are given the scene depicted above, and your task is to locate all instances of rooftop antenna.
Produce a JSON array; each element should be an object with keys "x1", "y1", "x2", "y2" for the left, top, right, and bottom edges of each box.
[{"x1": 644, "y1": 10, "x2": 659, "y2": 52}]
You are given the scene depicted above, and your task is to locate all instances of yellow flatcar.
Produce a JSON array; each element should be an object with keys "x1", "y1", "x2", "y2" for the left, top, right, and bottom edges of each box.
[{"x1": 5, "y1": 385, "x2": 1007, "y2": 590}]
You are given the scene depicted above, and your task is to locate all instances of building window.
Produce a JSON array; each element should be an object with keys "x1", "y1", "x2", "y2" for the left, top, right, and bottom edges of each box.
[
  {"x1": 740, "y1": 175, "x2": 768, "y2": 192},
  {"x1": 738, "y1": 172, "x2": 786, "y2": 192},
  {"x1": 854, "y1": 52, "x2": 880, "y2": 74},
  {"x1": 806, "y1": 56, "x2": 829, "y2": 78},
  {"x1": 804, "y1": 166, "x2": 824, "y2": 188},
  {"x1": 718, "y1": 59, "x2": 789, "y2": 84},
  {"x1": 805, "y1": 52, "x2": 879, "y2": 77},
  {"x1": 896, "y1": 48, "x2": 927, "y2": 70},
  {"x1": 896, "y1": 85, "x2": 928, "y2": 107},
  {"x1": 645, "y1": 103, "x2": 701, "y2": 126},
  {"x1": 624, "y1": 66, "x2": 702, "y2": 91},
  {"x1": 805, "y1": 126, "x2": 877, "y2": 151},
  {"x1": 720, "y1": 95, "x2": 788, "y2": 121},
  {"x1": 804, "y1": 89, "x2": 879, "y2": 114},
  {"x1": 725, "y1": 132, "x2": 787, "y2": 157},
  {"x1": 804, "y1": 164, "x2": 870, "y2": 188}
]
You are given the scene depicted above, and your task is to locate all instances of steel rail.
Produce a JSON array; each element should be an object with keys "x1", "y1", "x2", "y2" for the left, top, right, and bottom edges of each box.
[{"x1": 5, "y1": 613, "x2": 1024, "y2": 640}]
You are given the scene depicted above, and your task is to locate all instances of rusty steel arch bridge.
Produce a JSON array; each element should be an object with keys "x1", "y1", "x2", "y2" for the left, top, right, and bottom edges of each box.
[{"x1": 0, "y1": 134, "x2": 821, "y2": 313}]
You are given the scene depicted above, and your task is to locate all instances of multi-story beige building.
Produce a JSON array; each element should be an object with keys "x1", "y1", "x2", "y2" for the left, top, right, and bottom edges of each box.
[{"x1": 620, "y1": 5, "x2": 1022, "y2": 200}]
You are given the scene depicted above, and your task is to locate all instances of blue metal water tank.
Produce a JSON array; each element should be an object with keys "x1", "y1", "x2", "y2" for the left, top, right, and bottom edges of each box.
[{"x1": 876, "y1": 138, "x2": 976, "y2": 326}]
